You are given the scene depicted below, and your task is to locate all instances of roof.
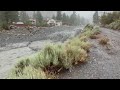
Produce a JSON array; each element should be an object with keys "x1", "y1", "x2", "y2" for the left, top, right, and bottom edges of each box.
[{"x1": 16, "y1": 22, "x2": 24, "y2": 24}]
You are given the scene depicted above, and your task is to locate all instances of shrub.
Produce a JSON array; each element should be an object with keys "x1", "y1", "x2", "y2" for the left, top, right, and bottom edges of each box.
[
  {"x1": 43, "y1": 44, "x2": 60, "y2": 66},
  {"x1": 84, "y1": 24, "x2": 94, "y2": 31},
  {"x1": 90, "y1": 35, "x2": 98, "y2": 39},
  {"x1": 108, "y1": 20, "x2": 120, "y2": 30},
  {"x1": 30, "y1": 52, "x2": 46, "y2": 69},
  {"x1": 13, "y1": 58, "x2": 30, "y2": 76},
  {"x1": 99, "y1": 37, "x2": 109, "y2": 45},
  {"x1": 80, "y1": 30, "x2": 94, "y2": 38},
  {"x1": 60, "y1": 45, "x2": 88, "y2": 68},
  {"x1": 79, "y1": 36, "x2": 87, "y2": 41},
  {"x1": 8, "y1": 66, "x2": 47, "y2": 79},
  {"x1": 80, "y1": 25, "x2": 101, "y2": 39},
  {"x1": 67, "y1": 37, "x2": 91, "y2": 52}
]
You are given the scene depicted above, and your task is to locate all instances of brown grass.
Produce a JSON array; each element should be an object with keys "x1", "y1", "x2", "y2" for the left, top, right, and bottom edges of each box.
[
  {"x1": 90, "y1": 35, "x2": 98, "y2": 39},
  {"x1": 94, "y1": 31, "x2": 101, "y2": 35},
  {"x1": 99, "y1": 36, "x2": 109, "y2": 45}
]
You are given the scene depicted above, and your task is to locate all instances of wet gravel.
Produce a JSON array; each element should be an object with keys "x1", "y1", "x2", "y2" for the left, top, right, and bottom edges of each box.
[{"x1": 0, "y1": 26, "x2": 82, "y2": 46}]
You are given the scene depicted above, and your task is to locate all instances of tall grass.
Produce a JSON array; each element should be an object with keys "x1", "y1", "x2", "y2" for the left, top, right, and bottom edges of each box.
[{"x1": 8, "y1": 66, "x2": 47, "y2": 79}]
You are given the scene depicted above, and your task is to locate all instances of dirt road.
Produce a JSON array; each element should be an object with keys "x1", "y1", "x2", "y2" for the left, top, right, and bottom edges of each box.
[{"x1": 59, "y1": 28, "x2": 120, "y2": 79}]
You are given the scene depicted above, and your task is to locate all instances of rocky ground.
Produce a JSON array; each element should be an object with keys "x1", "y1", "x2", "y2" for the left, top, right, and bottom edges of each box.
[
  {"x1": 0, "y1": 26, "x2": 83, "y2": 79},
  {"x1": 59, "y1": 28, "x2": 120, "y2": 79}
]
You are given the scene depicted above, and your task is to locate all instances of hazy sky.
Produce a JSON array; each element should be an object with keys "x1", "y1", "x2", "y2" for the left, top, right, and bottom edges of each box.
[
  {"x1": 27, "y1": 11, "x2": 112, "y2": 23},
  {"x1": 27, "y1": 11, "x2": 95, "y2": 18}
]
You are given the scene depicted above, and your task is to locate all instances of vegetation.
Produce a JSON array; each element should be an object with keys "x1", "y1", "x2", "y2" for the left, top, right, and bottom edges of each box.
[
  {"x1": 56, "y1": 11, "x2": 62, "y2": 21},
  {"x1": 99, "y1": 36, "x2": 109, "y2": 45},
  {"x1": 8, "y1": 66, "x2": 47, "y2": 79},
  {"x1": 8, "y1": 24, "x2": 100, "y2": 79},
  {"x1": 0, "y1": 11, "x2": 19, "y2": 30},
  {"x1": 107, "y1": 20, "x2": 120, "y2": 30},
  {"x1": 93, "y1": 11, "x2": 99, "y2": 25},
  {"x1": 100, "y1": 11, "x2": 120, "y2": 30},
  {"x1": 19, "y1": 11, "x2": 29, "y2": 24},
  {"x1": 80, "y1": 24, "x2": 101, "y2": 38},
  {"x1": 35, "y1": 11, "x2": 43, "y2": 26}
]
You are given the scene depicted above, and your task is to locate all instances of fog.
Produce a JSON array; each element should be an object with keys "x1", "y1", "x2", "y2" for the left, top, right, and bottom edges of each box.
[
  {"x1": 27, "y1": 11, "x2": 113, "y2": 23},
  {"x1": 27, "y1": 11, "x2": 95, "y2": 23}
]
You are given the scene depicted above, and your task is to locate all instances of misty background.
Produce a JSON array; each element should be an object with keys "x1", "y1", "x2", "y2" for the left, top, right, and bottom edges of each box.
[{"x1": 26, "y1": 11, "x2": 113, "y2": 24}]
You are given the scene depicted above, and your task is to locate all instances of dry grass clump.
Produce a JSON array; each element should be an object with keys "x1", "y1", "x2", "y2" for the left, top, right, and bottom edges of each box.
[
  {"x1": 8, "y1": 66, "x2": 47, "y2": 79},
  {"x1": 99, "y1": 36, "x2": 109, "y2": 45}
]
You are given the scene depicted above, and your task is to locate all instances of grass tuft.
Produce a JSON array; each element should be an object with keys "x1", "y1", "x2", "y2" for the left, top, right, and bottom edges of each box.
[{"x1": 99, "y1": 36, "x2": 109, "y2": 45}]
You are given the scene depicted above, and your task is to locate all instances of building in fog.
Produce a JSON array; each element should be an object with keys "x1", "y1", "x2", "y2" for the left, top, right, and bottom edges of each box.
[
  {"x1": 56, "y1": 20, "x2": 62, "y2": 26},
  {"x1": 47, "y1": 19, "x2": 56, "y2": 26},
  {"x1": 13, "y1": 22, "x2": 25, "y2": 27},
  {"x1": 45, "y1": 19, "x2": 62, "y2": 26}
]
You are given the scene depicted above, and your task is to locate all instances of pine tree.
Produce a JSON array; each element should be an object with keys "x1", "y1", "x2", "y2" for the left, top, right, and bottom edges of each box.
[
  {"x1": 52, "y1": 15, "x2": 56, "y2": 20},
  {"x1": 100, "y1": 12, "x2": 107, "y2": 26},
  {"x1": 9, "y1": 11, "x2": 19, "y2": 22},
  {"x1": 0, "y1": 11, "x2": 19, "y2": 29},
  {"x1": 93, "y1": 11, "x2": 99, "y2": 25},
  {"x1": 56, "y1": 11, "x2": 62, "y2": 20},
  {"x1": 70, "y1": 11, "x2": 77, "y2": 25},
  {"x1": 35, "y1": 11, "x2": 43, "y2": 26},
  {"x1": 62, "y1": 13, "x2": 66, "y2": 22},
  {"x1": 19, "y1": 11, "x2": 29, "y2": 24}
]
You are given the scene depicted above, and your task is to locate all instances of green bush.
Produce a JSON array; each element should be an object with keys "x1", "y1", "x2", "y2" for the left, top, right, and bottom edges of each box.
[
  {"x1": 13, "y1": 58, "x2": 30, "y2": 76},
  {"x1": 80, "y1": 24, "x2": 101, "y2": 38},
  {"x1": 8, "y1": 66, "x2": 47, "y2": 79},
  {"x1": 108, "y1": 20, "x2": 120, "y2": 30},
  {"x1": 84, "y1": 24, "x2": 94, "y2": 30}
]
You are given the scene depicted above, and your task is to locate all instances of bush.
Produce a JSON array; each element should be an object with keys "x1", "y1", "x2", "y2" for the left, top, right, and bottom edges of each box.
[
  {"x1": 30, "y1": 52, "x2": 46, "y2": 69},
  {"x1": 79, "y1": 36, "x2": 87, "y2": 41},
  {"x1": 89, "y1": 35, "x2": 97, "y2": 39},
  {"x1": 13, "y1": 58, "x2": 30, "y2": 76},
  {"x1": 84, "y1": 24, "x2": 94, "y2": 30},
  {"x1": 8, "y1": 66, "x2": 47, "y2": 79},
  {"x1": 93, "y1": 26, "x2": 101, "y2": 35},
  {"x1": 80, "y1": 25, "x2": 101, "y2": 39},
  {"x1": 66, "y1": 45, "x2": 88, "y2": 63},
  {"x1": 99, "y1": 37, "x2": 109, "y2": 45},
  {"x1": 81, "y1": 30, "x2": 94, "y2": 37},
  {"x1": 108, "y1": 20, "x2": 120, "y2": 30}
]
